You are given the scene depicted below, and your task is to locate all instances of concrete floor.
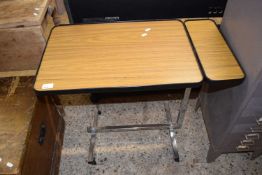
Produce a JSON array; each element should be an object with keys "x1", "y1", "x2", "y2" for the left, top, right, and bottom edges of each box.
[{"x1": 58, "y1": 93, "x2": 262, "y2": 175}]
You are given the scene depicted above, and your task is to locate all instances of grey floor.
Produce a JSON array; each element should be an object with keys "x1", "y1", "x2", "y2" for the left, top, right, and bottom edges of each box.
[{"x1": 58, "y1": 94, "x2": 262, "y2": 175}]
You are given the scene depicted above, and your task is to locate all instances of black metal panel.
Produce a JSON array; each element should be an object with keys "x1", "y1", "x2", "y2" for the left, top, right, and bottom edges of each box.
[{"x1": 64, "y1": 0, "x2": 228, "y2": 24}]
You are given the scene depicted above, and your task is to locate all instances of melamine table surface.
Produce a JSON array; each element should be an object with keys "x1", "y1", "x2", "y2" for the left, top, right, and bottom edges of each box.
[
  {"x1": 34, "y1": 20, "x2": 203, "y2": 93},
  {"x1": 185, "y1": 20, "x2": 244, "y2": 81}
]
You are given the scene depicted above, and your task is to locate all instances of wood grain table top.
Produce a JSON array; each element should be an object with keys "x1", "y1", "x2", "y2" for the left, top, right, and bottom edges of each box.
[
  {"x1": 34, "y1": 20, "x2": 203, "y2": 93},
  {"x1": 185, "y1": 20, "x2": 245, "y2": 81}
]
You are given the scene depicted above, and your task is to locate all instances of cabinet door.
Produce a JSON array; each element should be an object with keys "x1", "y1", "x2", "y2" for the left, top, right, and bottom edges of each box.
[{"x1": 22, "y1": 96, "x2": 64, "y2": 175}]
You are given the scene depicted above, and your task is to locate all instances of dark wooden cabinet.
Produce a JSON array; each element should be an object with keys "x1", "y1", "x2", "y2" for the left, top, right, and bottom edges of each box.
[
  {"x1": 22, "y1": 96, "x2": 64, "y2": 175},
  {"x1": 0, "y1": 78, "x2": 64, "y2": 175}
]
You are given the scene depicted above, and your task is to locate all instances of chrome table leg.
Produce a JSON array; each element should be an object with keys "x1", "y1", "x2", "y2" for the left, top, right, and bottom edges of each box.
[
  {"x1": 176, "y1": 88, "x2": 191, "y2": 128},
  {"x1": 164, "y1": 102, "x2": 179, "y2": 162},
  {"x1": 87, "y1": 106, "x2": 100, "y2": 165},
  {"x1": 164, "y1": 88, "x2": 191, "y2": 162}
]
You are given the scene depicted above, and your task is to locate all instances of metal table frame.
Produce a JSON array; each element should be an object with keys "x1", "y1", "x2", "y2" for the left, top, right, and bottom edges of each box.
[{"x1": 87, "y1": 88, "x2": 191, "y2": 165}]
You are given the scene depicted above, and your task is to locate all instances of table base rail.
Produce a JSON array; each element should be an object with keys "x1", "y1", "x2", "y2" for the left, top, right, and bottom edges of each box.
[
  {"x1": 87, "y1": 88, "x2": 191, "y2": 165},
  {"x1": 87, "y1": 123, "x2": 185, "y2": 133}
]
